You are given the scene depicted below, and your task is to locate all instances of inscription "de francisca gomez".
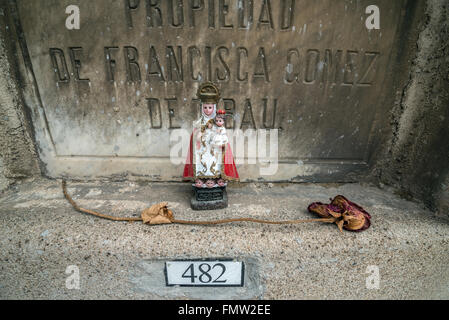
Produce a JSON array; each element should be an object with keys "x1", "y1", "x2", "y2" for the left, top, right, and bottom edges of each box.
[{"x1": 50, "y1": 46, "x2": 379, "y2": 87}]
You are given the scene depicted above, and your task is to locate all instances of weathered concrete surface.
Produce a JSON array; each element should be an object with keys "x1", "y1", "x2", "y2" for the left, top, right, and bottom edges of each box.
[
  {"x1": 436, "y1": 174, "x2": 449, "y2": 219},
  {"x1": 6, "y1": 0, "x2": 420, "y2": 182},
  {"x1": 0, "y1": 157, "x2": 8, "y2": 191},
  {"x1": 0, "y1": 2, "x2": 41, "y2": 192},
  {"x1": 0, "y1": 178, "x2": 448, "y2": 299},
  {"x1": 372, "y1": 0, "x2": 449, "y2": 215}
]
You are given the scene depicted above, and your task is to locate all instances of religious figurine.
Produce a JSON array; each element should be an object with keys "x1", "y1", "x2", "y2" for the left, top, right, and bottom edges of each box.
[{"x1": 183, "y1": 82, "x2": 239, "y2": 210}]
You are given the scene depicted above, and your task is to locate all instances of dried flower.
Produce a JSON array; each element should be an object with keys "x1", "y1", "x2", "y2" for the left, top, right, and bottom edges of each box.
[{"x1": 308, "y1": 195, "x2": 371, "y2": 232}]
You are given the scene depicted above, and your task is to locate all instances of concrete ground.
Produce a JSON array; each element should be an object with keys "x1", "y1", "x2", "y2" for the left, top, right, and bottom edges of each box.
[{"x1": 0, "y1": 178, "x2": 448, "y2": 300}]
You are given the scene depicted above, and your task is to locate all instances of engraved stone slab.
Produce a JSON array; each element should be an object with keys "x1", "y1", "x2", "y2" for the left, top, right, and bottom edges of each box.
[
  {"x1": 11, "y1": 0, "x2": 410, "y2": 181},
  {"x1": 130, "y1": 258, "x2": 262, "y2": 299}
]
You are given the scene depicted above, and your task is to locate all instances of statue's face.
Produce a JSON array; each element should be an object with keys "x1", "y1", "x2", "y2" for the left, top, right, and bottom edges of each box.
[
  {"x1": 217, "y1": 179, "x2": 226, "y2": 186},
  {"x1": 203, "y1": 104, "x2": 214, "y2": 116},
  {"x1": 206, "y1": 180, "x2": 215, "y2": 188},
  {"x1": 215, "y1": 117, "x2": 224, "y2": 127}
]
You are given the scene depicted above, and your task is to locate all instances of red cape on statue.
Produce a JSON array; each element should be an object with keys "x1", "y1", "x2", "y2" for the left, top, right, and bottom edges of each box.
[{"x1": 183, "y1": 133, "x2": 239, "y2": 181}]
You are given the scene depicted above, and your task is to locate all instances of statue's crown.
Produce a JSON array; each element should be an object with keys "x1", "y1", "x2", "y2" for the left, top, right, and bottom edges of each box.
[{"x1": 197, "y1": 82, "x2": 220, "y2": 104}]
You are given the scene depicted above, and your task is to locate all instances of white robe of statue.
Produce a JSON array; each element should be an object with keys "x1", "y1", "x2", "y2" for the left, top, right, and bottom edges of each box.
[{"x1": 193, "y1": 104, "x2": 225, "y2": 179}]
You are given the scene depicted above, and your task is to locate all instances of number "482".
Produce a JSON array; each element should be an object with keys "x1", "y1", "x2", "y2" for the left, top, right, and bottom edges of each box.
[{"x1": 182, "y1": 263, "x2": 227, "y2": 284}]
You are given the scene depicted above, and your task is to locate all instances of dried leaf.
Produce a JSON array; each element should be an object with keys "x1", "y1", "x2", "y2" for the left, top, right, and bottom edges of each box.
[
  {"x1": 344, "y1": 213, "x2": 366, "y2": 231},
  {"x1": 307, "y1": 203, "x2": 333, "y2": 218},
  {"x1": 336, "y1": 219, "x2": 344, "y2": 233},
  {"x1": 141, "y1": 202, "x2": 174, "y2": 225}
]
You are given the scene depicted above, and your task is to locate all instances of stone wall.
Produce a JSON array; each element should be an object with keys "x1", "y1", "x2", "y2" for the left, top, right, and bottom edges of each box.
[
  {"x1": 436, "y1": 174, "x2": 449, "y2": 217},
  {"x1": 372, "y1": 0, "x2": 449, "y2": 215},
  {"x1": 0, "y1": 2, "x2": 40, "y2": 192},
  {"x1": 9, "y1": 0, "x2": 410, "y2": 183},
  {"x1": 0, "y1": 0, "x2": 448, "y2": 215}
]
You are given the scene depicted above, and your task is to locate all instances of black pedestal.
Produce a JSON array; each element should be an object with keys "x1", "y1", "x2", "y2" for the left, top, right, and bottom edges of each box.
[{"x1": 191, "y1": 186, "x2": 228, "y2": 210}]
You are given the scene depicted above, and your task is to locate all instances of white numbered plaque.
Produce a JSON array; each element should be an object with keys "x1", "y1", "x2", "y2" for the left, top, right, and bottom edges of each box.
[{"x1": 165, "y1": 260, "x2": 244, "y2": 287}]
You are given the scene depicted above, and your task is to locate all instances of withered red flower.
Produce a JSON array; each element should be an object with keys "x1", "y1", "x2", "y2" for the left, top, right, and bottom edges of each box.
[{"x1": 308, "y1": 195, "x2": 371, "y2": 232}]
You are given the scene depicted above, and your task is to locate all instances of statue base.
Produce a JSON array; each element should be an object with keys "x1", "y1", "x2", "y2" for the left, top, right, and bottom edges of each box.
[{"x1": 191, "y1": 186, "x2": 228, "y2": 210}]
